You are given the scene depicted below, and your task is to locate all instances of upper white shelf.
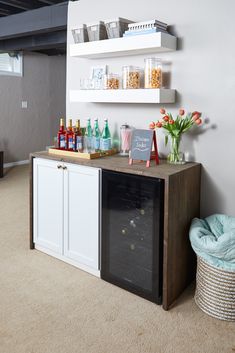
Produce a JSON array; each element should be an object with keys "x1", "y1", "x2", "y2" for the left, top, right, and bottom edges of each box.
[{"x1": 70, "y1": 32, "x2": 177, "y2": 59}]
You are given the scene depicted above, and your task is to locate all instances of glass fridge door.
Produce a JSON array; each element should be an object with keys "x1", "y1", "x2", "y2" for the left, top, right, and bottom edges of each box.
[{"x1": 101, "y1": 170, "x2": 164, "y2": 304}]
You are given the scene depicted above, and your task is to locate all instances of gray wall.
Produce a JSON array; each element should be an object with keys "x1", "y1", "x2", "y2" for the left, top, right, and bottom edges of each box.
[
  {"x1": 67, "y1": 0, "x2": 235, "y2": 218},
  {"x1": 0, "y1": 52, "x2": 66, "y2": 163}
]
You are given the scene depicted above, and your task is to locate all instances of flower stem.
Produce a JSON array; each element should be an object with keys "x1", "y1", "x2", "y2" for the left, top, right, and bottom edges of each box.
[{"x1": 168, "y1": 136, "x2": 181, "y2": 163}]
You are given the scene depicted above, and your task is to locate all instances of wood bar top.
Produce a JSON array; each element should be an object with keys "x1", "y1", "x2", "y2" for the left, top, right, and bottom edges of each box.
[{"x1": 31, "y1": 151, "x2": 200, "y2": 180}]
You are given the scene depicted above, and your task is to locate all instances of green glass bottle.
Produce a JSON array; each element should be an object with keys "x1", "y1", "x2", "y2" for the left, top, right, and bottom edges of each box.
[
  {"x1": 101, "y1": 119, "x2": 111, "y2": 151},
  {"x1": 85, "y1": 118, "x2": 93, "y2": 153},
  {"x1": 93, "y1": 119, "x2": 101, "y2": 152}
]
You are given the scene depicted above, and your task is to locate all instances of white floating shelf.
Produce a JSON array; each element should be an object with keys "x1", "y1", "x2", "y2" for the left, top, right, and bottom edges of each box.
[
  {"x1": 70, "y1": 32, "x2": 177, "y2": 59},
  {"x1": 70, "y1": 89, "x2": 176, "y2": 104}
]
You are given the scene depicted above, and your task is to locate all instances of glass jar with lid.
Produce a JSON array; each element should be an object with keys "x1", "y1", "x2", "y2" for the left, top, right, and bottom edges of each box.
[
  {"x1": 119, "y1": 124, "x2": 132, "y2": 156},
  {"x1": 104, "y1": 74, "x2": 120, "y2": 89},
  {"x1": 144, "y1": 58, "x2": 163, "y2": 89},
  {"x1": 122, "y1": 66, "x2": 143, "y2": 89}
]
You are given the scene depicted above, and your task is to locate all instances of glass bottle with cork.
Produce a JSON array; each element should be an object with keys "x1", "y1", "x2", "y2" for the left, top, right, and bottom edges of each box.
[
  {"x1": 57, "y1": 118, "x2": 66, "y2": 150},
  {"x1": 73, "y1": 119, "x2": 83, "y2": 152},
  {"x1": 66, "y1": 119, "x2": 74, "y2": 151}
]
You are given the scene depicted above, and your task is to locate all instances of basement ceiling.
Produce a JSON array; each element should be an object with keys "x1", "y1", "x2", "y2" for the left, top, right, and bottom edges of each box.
[
  {"x1": 0, "y1": 1, "x2": 76, "y2": 55},
  {"x1": 0, "y1": 1, "x2": 66, "y2": 17}
]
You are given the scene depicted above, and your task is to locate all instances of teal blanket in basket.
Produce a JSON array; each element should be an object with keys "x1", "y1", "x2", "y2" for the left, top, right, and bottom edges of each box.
[{"x1": 189, "y1": 214, "x2": 235, "y2": 271}]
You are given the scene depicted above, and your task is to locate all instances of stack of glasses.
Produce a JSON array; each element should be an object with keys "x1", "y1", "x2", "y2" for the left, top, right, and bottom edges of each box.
[{"x1": 123, "y1": 19, "x2": 168, "y2": 37}]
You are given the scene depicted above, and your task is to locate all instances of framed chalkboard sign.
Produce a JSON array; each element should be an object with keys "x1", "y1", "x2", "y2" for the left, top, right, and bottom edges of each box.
[{"x1": 129, "y1": 129, "x2": 159, "y2": 167}]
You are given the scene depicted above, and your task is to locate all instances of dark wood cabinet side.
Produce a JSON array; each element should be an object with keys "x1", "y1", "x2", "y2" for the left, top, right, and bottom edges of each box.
[
  {"x1": 0, "y1": 151, "x2": 3, "y2": 178},
  {"x1": 29, "y1": 156, "x2": 35, "y2": 249},
  {"x1": 163, "y1": 164, "x2": 201, "y2": 310}
]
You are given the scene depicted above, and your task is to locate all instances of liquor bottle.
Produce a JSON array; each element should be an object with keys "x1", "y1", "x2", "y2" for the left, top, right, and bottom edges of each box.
[
  {"x1": 101, "y1": 119, "x2": 111, "y2": 151},
  {"x1": 57, "y1": 118, "x2": 66, "y2": 150},
  {"x1": 92, "y1": 119, "x2": 101, "y2": 152},
  {"x1": 72, "y1": 127, "x2": 76, "y2": 151},
  {"x1": 66, "y1": 119, "x2": 74, "y2": 151},
  {"x1": 74, "y1": 119, "x2": 83, "y2": 152},
  {"x1": 85, "y1": 118, "x2": 93, "y2": 153}
]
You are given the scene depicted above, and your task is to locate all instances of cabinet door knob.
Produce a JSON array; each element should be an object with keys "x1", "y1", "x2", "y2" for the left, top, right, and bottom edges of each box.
[
  {"x1": 57, "y1": 165, "x2": 62, "y2": 169},
  {"x1": 62, "y1": 166, "x2": 67, "y2": 170}
]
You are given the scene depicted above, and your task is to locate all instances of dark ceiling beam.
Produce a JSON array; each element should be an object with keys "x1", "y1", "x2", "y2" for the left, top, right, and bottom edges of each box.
[
  {"x1": 0, "y1": 10, "x2": 9, "y2": 16},
  {"x1": 0, "y1": 3, "x2": 67, "y2": 40},
  {"x1": 0, "y1": 30, "x2": 66, "y2": 51},
  {"x1": 35, "y1": 48, "x2": 66, "y2": 56},
  {"x1": 0, "y1": 3, "x2": 19, "y2": 15},
  {"x1": 0, "y1": 0, "x2": 68, "y2": 16},
  {"x1": 37, "y1": 0, "x2": 62, "y2": 4},
  {"x1": 0, "y1": 1, "x2": 38, "y2": 10}
]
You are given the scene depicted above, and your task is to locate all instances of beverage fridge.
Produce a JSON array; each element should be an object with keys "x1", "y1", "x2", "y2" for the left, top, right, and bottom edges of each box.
[{"x1": 101, "y1": 170, "x2": 164, "y2": 304}]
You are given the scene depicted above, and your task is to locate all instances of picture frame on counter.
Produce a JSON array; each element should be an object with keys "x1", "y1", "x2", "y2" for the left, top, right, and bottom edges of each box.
[{"x1": 90, "y1": 65, "x2": 108, "y2": 89}]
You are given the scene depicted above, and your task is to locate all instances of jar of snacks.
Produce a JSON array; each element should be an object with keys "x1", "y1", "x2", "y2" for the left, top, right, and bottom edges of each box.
[
  {"x1": 144, "y1": 58, "x2": 163, "y2": 88},
  {"x1": 104, "y1": 74, "x2": 120, "y2": 89},
  {"x1": 122, "y1": 66, "x2": 143, "y2": 89}
]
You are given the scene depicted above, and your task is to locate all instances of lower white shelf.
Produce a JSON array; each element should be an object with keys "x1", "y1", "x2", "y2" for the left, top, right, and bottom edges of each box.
[{"x1": 70, "y1": 88, "x2": 176, "y2": 104}]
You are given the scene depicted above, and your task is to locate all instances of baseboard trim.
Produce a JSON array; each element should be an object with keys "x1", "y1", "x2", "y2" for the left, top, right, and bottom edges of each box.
[
  {"x1": 34, "y1": 244, "x2": 100, "y2": 278},
  {"x1": 4, "y1": 160, "x2": 29, "y2": 168}
]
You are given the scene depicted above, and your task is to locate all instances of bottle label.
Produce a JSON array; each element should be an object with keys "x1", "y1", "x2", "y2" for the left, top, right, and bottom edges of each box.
[
  {"x1": 60, "y1": 135, "x2": 66, "y2": 148},
  {"x1": 101, "y1": 138, "x2": 111, "y2": 151},
  {"x1": 85, "y1": 136, "x2": 92, "y2": 152},
  {"x1": 93, "y1": 137, "x2": 100, "y2": 150},
  {"x1": 68, "y1": 137, "x2": 73, "y2": 149},
  {"x1": 76, "y1": 136, "x2": 83, "y2": 150}
]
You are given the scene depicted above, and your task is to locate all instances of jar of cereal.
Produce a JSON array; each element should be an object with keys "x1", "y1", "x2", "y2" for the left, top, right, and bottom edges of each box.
[
  {"x1": 104, "y1": 74, "x2": 120, "y2": 89},
  {"x1": 144, "y1": 58, "x2": 163, "y2": 89},
  {"x1": 122, "y1": 66, "x2": 143, "y2": 89}
]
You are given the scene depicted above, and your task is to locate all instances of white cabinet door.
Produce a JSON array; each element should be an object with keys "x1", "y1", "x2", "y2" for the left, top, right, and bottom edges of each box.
[
  {"x1": 33, "y1": 158, "x2": 64, "y2": 254},
  {"x1": 63, "y1": 163, "x2": 100, "y2": 271}
]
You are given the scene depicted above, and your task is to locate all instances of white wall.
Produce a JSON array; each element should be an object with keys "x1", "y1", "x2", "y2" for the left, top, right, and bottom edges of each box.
[
  {"x1": 0, "y1": 52, "x2": 66, "y2": 163},
  {"x1": 67, "y1": 0, "x2": 235, "y2": 217}
]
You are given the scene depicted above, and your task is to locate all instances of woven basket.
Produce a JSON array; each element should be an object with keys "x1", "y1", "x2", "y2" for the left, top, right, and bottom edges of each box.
[{"x1": 195, "y1": 256, "x2": 235, "y2": 321}]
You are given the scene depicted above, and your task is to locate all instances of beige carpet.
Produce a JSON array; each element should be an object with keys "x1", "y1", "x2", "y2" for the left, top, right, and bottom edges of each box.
[{"x1": 0, "y1": 165, "x2": 234, "y2": 353}]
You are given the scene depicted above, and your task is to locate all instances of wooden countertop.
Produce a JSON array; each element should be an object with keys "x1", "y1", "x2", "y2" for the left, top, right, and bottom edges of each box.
[{"x1": 31, "y1": 151, "x2": 200, "y2": 180}]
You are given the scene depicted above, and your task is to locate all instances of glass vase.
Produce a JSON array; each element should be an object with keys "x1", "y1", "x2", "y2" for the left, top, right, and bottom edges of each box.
[{"x1": 167, "y1": 135, "x2": 185, "y2": 164}]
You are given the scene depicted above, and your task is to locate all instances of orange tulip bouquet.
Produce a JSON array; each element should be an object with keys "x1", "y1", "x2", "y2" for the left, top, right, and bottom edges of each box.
[{"x1": 150, "y1": 108, "x2": 202, "y2": 164}]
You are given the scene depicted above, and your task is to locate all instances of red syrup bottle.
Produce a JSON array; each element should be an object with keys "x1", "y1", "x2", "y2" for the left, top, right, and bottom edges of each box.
[
  {"x1": 57, "y1": 118, "x2": 66, "y2": 150},
  {"x1": 66, "y1": 119, "x2": 74, "y2": 151}
]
